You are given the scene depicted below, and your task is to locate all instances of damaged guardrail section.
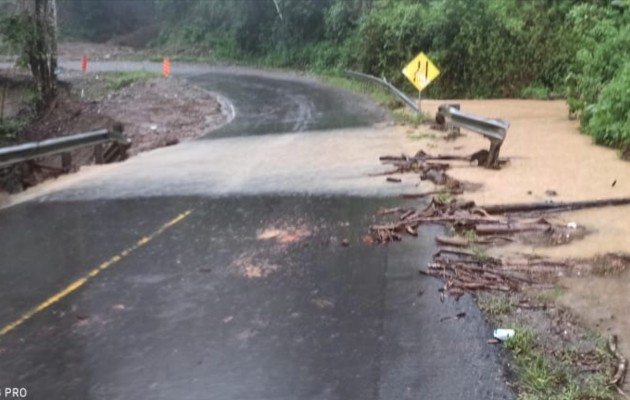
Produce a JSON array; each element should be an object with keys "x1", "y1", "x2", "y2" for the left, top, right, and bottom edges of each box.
[
  {"x1": 0, "y1": 128, "x2": 130, "y2": 169},
  {"x1": 438, "y1": 104, "x2": 510, "y2": 168}
]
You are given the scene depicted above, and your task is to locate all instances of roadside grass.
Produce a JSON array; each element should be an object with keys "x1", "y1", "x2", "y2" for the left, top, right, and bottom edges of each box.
[
  {"x1": 434, "y1": 191, "x2": 455, "y2": 204},
  {"x1": 462, "y1": 229, "x2": 478, "y2": 242},
  {"x1": 476, "y1": 289, "x2": 616, "y2": 400},
  {"x1": 471, "y1": 245, "x2": 493, "y2": 264},
  {"x1": 319, "y1": 74, "x2": 399, "y2": 110},
  {"x1": 495, "y1": 322, "x2": 615, "y2": 400},
  {"x1": 320, "y1": 74, "x2": 437, "y2": 129},
  {"x1": 391, "y1": 107, "x2": 430, "y2": 127},
  {"x1": 478, "y1": 295, "x2": 513, "y2": 317},
  {"x1": 407, "y1": 131, "x2": 436, "y2": 140},
  {"x1": 532, "y1": 287, "x2": 565, "y2": 303},
  {"x1": 106, "y1": 71, "x2": 161, "y2": 91}
]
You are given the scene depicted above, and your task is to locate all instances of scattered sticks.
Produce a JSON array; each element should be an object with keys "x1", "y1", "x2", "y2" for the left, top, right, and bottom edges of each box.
[{"x1": 609, "y1": 335, "x2": 628, "y2": 392}]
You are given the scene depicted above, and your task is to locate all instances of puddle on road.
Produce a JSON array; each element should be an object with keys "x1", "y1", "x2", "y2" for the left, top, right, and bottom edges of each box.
[{"x1": 409, "y1": 99, "x2": 630, "y2": 367}]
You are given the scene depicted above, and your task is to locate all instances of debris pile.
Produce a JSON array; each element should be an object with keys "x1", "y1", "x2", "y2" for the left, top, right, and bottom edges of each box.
[
  {"x1": 374, "y1": 150, "x2": 469, "y2": 191},
  {"x1": 367, "y1": 198, "x2": 584, "y2": 245},
  {"x1": 366, "y1": 198, "x2": 630, "y2": 301},
  {"x1": 424, "y1": 248, "x2": 568, "y2": 301}
]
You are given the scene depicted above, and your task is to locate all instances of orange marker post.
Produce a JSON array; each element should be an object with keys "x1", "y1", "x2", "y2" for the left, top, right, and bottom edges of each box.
[
  {"x1": 163, "y1": 58, "x2": 171, "y2": 78},
  {"x1": 81, "y1": 55, "x2": 88, "y2": 73}
]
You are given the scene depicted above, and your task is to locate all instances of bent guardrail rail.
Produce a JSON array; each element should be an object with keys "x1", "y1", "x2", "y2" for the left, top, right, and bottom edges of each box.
[
  {"x1": 438, "y1": 104, "x2": 510, "y2": 168},
  {"x1": 0, "y1": 129, "x2": 130, "y2": 169},
  {"x1": 345, "y1": 70, "x2": 420, "y2": 113}
]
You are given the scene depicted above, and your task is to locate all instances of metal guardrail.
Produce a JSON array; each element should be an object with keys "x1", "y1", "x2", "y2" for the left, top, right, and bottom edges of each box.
[
  {"x1": 438, "y1": 104, "x2": 510, "y2": 168},
  {"x1": 0, "y1": 129, "x2": 130, "y2": 168},
  {"x1": 343, "y1": 71, "x2": 510, "y2": 168},
  {"x1": 345, "y1": 70, "x2": 420, "y2": 113}
]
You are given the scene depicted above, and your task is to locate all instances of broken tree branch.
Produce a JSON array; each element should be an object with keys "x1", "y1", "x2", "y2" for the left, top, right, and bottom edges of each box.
[{"x1": 481, "y1": 197, "x2": 630, "y2": 215}]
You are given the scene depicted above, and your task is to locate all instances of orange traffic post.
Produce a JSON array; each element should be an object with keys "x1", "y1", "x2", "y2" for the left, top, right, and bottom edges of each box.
[
  {"x1": 163, "y1": 58, "x2": 171, "y2": 78},
  {"x1": 81, "y1": 54, "x2": 88, "y2": 73}
]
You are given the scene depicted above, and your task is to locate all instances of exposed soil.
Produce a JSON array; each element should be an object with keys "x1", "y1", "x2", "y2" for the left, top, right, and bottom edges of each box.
[{"x1": 0, "y1": 68, "x2": 227, "y2": 193}]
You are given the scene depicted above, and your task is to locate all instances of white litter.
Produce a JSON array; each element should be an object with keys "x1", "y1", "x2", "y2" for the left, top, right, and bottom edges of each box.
[{"x1": 493, "y1": 328, "x2": 515, "y2": 341}]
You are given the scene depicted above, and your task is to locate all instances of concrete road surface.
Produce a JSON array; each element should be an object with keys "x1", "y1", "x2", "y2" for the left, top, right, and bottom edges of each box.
[{"x1": 0, "y1": 64, "x2": 514, "y2": 400}]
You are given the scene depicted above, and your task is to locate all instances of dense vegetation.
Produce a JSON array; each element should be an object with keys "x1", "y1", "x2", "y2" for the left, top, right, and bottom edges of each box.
[{"x1": 3, "y1": 0, "x2": 630, "y2": 152}]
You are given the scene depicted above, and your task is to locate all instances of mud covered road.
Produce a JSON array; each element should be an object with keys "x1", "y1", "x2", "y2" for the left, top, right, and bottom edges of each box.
[{"x1": 0, "y1": 63, "x2": 513, "y2": 399}]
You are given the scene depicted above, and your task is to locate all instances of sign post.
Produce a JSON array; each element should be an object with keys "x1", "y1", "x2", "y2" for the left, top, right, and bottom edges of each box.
[{"x1": 402, "y1": 52, "x2": 440, "y2": 113}]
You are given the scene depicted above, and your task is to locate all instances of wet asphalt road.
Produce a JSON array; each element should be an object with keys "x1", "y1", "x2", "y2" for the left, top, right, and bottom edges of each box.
[
  {"x1": 189, "y1": 73, "x2": 387, "y2": 138},
  {"x1": 0, "y1": 67, "x2": 514, "y2": 399}
]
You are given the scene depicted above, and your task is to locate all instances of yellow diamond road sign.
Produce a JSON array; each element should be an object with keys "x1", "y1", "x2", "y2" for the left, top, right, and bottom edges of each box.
[{"x1": 402, "y1": 52, "x2": 440, "y2": 92}]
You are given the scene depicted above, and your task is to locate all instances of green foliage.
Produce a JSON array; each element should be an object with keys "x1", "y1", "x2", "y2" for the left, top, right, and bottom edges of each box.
[
  {"x1": 582, "y1": 63, "x2": 630, "y2": 148},
  {"x1": 356, "y1": 1, "x2": 439, "y2": 89},
  {"x1": 565, "y1": 3, "x2": 629, "y2": 114},
  {"x1": 520, "y1": 85, "x2": 551, "y2": 100},
  {"x1": 0, "y1": 14, "x2": 32, "y2": 61},
  {"x1": 0, "y1": 117, "x2": 27, "y2": 142},
  {"x1": 563, "y1": 1, "x2": 630, "y2": 150},
  {"x1": 478, "y1": 295, "x2": 513, "y2": 317},
  {"x1": 57, "y1": 0, "x2": 158, "y2": 42},
  {"x1": 534, "y1": 287, "x2": 566, "y2": 303},
  {"x1": 505, "y1": 327, "x2": 537, "y2": 355},
  {"x1": 320, "y1": 74, "x2": 399, "y2": 109},
  {"x1": 391, "y1": 108, "x2": 429, "y2": 127},
  {"x1": 504, "y1": 328, "x2": 614, "y2": 400}
]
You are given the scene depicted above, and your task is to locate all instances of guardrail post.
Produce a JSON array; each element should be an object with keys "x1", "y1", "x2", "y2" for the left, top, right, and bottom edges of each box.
[
  {"x1": 61, "y1": 152, "x2": 72, "y2": 172},
  {"x1": 94, "y1": 144, "x2": 104, "y2": 164},
  {"x1": 437, "y1": 104, "x2": 510, "y2": 169},
  {"x1": 447, "y1": 104, "x2": 460, "y2": 136},
  {"x1": 487, "y1": 141, "x2": 502, "y2": 169}
]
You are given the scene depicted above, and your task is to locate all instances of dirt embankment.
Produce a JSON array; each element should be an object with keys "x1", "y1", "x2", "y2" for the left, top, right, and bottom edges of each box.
[{"x1": 0, "y1": 69, "x2": 227, "y2": 194}]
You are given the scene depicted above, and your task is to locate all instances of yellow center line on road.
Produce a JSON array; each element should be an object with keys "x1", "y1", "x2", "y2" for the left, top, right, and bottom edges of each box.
[{"x1": 0, "y1": 209, "x2": 194, "y2": 337}]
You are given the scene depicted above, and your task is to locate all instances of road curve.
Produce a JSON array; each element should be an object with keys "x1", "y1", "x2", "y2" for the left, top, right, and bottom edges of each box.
[{"x1": 0, "y1": 62, "x2": 515, "y2": 400}]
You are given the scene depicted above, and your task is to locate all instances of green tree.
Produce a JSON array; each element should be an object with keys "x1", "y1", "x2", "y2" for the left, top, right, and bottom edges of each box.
[{"x1": 13, "y1": 0, "x2": 59, "y2": 110}]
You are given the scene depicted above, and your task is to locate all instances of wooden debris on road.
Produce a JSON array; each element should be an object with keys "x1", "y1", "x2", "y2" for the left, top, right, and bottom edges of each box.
[
  {"x1": 367, "y1": 197, "x2": 588, "y2": 245},
  {"x1": 481, "y1": 197, "x2": 630, "y2": 215},
  {"x1": 401, "y1": 190, "x2": 452, "y2": 199},
  {"x1": 424, "y1": 249, "x2": 566, "y2": 300},
  {"x1": 374, "y1": 148, "x2": 493, "y2": 197}
]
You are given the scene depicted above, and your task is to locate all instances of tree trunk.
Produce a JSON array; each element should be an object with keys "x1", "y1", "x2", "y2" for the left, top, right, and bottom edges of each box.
[{"x1": 18, "y1": 0, "x2": 58, "y2": 111}]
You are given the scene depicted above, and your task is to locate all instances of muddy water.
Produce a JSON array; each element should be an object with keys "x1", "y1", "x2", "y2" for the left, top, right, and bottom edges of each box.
[
  {"x1": 412, "y1": 99, "x2": 630, "y2": 256},
  {"x1": 419, "y1": 99, "x2": 630, "y2": 204},
  {"x1": 411, "y1": 99, "x2": 630, "y2": 362}
]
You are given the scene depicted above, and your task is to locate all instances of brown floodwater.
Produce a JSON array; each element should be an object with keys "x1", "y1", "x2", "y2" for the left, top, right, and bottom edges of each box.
[{"x1": 406, "y1": 99, "x2": 630, "y2": 361}]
